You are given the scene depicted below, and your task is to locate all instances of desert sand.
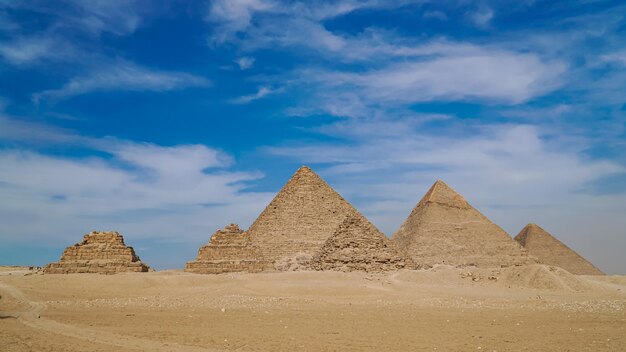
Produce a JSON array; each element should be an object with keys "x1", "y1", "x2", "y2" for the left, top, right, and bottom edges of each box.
[{"x1": 1, "y1": 265, "x2": 625, "y2": 351}]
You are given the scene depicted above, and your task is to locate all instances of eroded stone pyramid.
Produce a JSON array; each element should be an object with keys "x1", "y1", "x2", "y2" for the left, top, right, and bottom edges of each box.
[
  {"x1": 392, "y1": 180, "x2": 535, "y2": 268},
  {"x1": 185, "y1": 224, "x2": 268, "y2": 274},
  {"x1": 44, "y1": 231, "x2": 150, "y2": 274},
  {"x1": 246, "y1": 166, "x2": 365, "y2": 269},
  {"x1": 310, "y1": 214, "x2": 408, "y2": 272},
  {"x1": 514, "y1": 224, "x2": 603, "y2": 275}
]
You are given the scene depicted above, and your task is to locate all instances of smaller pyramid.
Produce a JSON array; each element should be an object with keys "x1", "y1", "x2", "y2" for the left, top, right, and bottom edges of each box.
[
  {"x1": 310, "y1": 215, "x2": 408, "y2": 272},
  {"x1": 246, "y1": 166, "x2": 364, "y2": 268},
  {"x1": 514, "y1": 224, "x2": 603, "y2": 275},
  {"x1": 44, "y1": 231, "x2": 150, "y2": 274},
  {"x1": 185, "y1": 224, "x2": 268, "y2": 274},
  {"x1": 392, "y1": 180, "x2": 535, "y2": 268}
]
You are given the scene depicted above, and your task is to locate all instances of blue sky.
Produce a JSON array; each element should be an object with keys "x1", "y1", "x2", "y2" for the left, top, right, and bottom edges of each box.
[{"x1": 1, "y1": 1, "x2": 625, "y2": 273}]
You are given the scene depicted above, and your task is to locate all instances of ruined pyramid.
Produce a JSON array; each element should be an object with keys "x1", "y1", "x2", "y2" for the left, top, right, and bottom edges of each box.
[
  {"x1": 246, "y1": 166, "x2": 368, "y2": 269},
  {"x1": 514, "y1": 224, "x2": 603, "y2": 275},
  {"x1": 392, "y1": 180, "x2": 535, "y2": 268},
  {"x1": 310, "y1": 214, "x2": 408, "y2": 272},
  {"x1": 185, "y1": 224, "x2": 268, "y2": 274},
  {"x1": 44, "y1": 231, "x2": 151, "y2": 274}
]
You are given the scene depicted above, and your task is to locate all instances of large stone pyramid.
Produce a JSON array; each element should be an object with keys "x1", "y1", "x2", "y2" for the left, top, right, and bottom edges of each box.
[
  {"x1": 44, "y1": 231, "x2": 151, "y2": 274},
  {"x1": 514, "y1": 223, "x2": 603, "y2": 275},
  {"x1": 185, "y1": 224, "x2": 268, "y2": 274},
  {"x1": 246, "y1": 166, "x2": 365, "y2": 268},
  {"x1": 392, "y1": 180, "x2": 534, "y2": 268},
  {"x1": 310, "y1": 214, "x2": 408, "y2": 272}
]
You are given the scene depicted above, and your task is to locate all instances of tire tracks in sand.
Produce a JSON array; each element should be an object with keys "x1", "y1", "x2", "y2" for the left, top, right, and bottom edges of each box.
[{"x1": 0, "y1": 280, "x2": 219, "y2": 352}]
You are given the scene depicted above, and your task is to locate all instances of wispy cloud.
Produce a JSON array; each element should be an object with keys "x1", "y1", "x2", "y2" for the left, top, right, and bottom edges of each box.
[
  {"x1": 423, "y1": 10, "x2": 447, "y2": 21},
  {"x1": 313, "y1": 48, "x2": 565, "y2": 105},
  {"x1": 467, "y1": 6, "x2": 494, "y2": 29},
  {"x1": 230, "y1": 86, "x2": 282, "y2": 104},
  {"x1": 2, "y1": 0, "x2": 149, "y2": 36},
  {"x1": 32, "y1": 62, "x2": 210, "y2": 103},
  {"x1": 283, "y1": 42, "x2": 566, "y2": 115},
  {"x1": 0, "y1": 35, "x2": 77, "y2": 65}
]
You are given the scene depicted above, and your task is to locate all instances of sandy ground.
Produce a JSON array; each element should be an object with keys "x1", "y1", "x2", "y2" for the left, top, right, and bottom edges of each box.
[{"x1": 1, "y1": 265, "x2": 625, "y2": 351}]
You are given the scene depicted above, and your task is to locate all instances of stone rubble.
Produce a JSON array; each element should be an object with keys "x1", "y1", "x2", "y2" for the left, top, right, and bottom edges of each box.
[{"x1": 310, "y1": 214, "x2": 409, "y2": 272}]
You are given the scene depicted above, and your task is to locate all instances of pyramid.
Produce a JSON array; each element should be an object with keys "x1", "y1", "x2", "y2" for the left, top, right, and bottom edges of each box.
[
  {"x1": 310, "y1": 214, "x2": 408, "y2": 272},
  {"x1": 185, "y1": 224, "x2": 268, "y2": 274},
  {"x1": 392, "y1": 180, "x2": 535, "y2": 268},
  {"x1": 246, "y1": 166, "x2": 365, "y2": 268},
  {"x1": 514, "y1": 224, "x2": 603, "y2": 275},
  {"x1": 44, "y1": 231, "x2": 151, "y2": 274}
]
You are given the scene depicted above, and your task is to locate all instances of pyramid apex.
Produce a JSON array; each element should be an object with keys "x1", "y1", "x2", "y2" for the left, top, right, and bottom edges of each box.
[
  {"x1": 419, "y1": 179, "x2": 470, "y2": 208},
  {"x1": 295, "y1": 165, "x2": 313, "y2": 173}
]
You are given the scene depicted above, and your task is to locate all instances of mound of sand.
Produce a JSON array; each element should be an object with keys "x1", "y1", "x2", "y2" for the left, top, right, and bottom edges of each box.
[{"x1": 498, "y1": 264, "x2": 594, "y2": 292}]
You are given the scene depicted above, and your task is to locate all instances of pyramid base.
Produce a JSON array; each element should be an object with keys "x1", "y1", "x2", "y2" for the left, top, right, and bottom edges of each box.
[{"x1": 43, "y1": 260, "x2": 150, "y2": 274}]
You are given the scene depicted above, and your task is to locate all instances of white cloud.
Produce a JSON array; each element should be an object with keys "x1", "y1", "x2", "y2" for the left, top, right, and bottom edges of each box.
[
  {"x1": 291, "y1": 43, "x2": 567, "y2": 111},
  {"x1": 207, "y1": 0, "x2": 277, "y2": 43},
  {"x1": 0, "y1": 115, "x2": 273, "y2": 253},
  {"x1": 351, "y1": 51, "x2": 564, "y2": 104},
  {"x1": 230, "y1": 86, "x2": 282, "y2": 104},
  {"x1": 235, "y1": 56, "x2": 255, "y2": 70},
  {"x1": 32, "y1": 62, "x2": 210, "y2": 102},
  {"x1": 0, "y1": 141, "x2": 273, "y2": 247}
]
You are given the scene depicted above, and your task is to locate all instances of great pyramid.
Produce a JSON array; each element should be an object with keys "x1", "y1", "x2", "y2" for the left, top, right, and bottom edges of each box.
[
  {"x1": 246, "y1": 166, "x2": 366, "y2": 269},
  {"x1": 392, "y1": 180, "x2": 535, "y2": 268},
  {"x1": 514, "y1": 223, "x2": 603, "y2": 275},
  {"x1": 44, "y1": 231, "x2": 151, "y2": 274},
  {"x1": 185, "y1": 224, "x2": 268, "y2": 274},
  {"x1": 310, "y1": 214, "x2": 408, "y2": 272}
]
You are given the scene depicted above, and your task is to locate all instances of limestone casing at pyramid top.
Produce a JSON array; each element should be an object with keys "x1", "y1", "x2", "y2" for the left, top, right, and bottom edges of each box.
[{"x1": 417, "y1": 180, "x2": 472, "y2": 209}]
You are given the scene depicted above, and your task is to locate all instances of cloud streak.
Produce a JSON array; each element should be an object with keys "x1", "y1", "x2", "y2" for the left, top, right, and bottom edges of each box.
[{"x1": 32, "y1": 62, "x2": 210, "y2": 102}]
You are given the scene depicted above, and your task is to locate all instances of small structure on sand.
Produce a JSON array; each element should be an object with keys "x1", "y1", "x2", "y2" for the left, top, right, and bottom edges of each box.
[{"x1": 44, "y1": 231, "x2": 151, "y2": 274}]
